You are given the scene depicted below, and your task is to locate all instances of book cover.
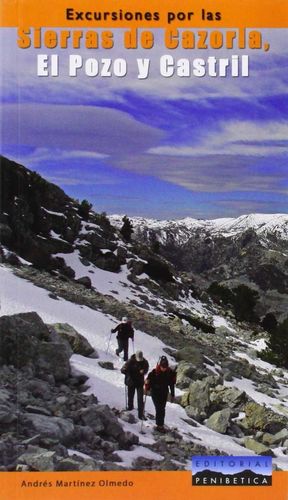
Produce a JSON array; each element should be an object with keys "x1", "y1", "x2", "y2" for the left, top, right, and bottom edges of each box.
[{"x1": 0, "y1": 0, "x2": 287, "y2": 499}]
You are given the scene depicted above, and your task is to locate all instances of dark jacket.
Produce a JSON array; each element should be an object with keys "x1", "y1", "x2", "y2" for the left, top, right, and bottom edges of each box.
[
  {"x1": 112, "y1": 322, "x2": 134, "y2": 341},
  {"x1": 121, "y1": 355, "x2": 149, "y2": 387},
  {"x1": 145, "y1": 365, "x2": 176, "y2": 398}
]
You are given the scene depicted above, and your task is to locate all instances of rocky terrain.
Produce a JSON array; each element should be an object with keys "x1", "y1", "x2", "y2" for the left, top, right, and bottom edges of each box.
[
  {"x1": 110, "y1": 213, "x2": 288, "y2": 319},
  {"x1": 0, "y1": 312, "x2": 141, "y2": 471},
  {"x1": 0, "y1": 155, "x2": 288, "y2": 471}
]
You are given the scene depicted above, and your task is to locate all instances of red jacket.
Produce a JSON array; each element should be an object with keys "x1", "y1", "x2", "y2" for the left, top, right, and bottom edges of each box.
[{"x1": 145, "y1": 365, "x2": 176, "y2": 398}]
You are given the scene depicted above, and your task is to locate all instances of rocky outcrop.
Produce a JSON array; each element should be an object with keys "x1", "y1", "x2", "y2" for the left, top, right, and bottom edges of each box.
[
  {"x1": 210, "y1": 386, "x2": 247, "y2": 411},
  {"x1": 174, "y1": 345, "x2": 205, "y2": 366},
  {"x1": 0, "y1": 312, "x2": 139, "y2": 471},
  {"x1": 206, "y1": 408, "x2": 232, "y2": 434},
  {"x1": 20, "y1": 414, "x2": 75, "y2": 444},
  {"x1": 49, "y1": 323, "x2": 96, "y2": 357},
  {"x1": 182, "y1": 379, "x2": 211, "y2": 422},
  {"x1": 0, "y1": 312, "x2": 72, "y2": 381},
  {"x1": 243, "y1": 438, "x2": 272, "y2": 456},
  {"x1": 240, "y1": 402, "x2": 288, "y2": 434},
  {"x1": 17, "y1": 447, "x2": 57, "y2": 471},
  {"x1": 37, "y1": 343, "x2": 71, "y2": 381},
  {"x1": 75, "y1": 276, "x2": 92, "y2": 289},
  {"x1": 176, "y1": 362, "x2": 198, "y2": 389},
  {"x1": 261, "y1": 429, "x2": 288, "y2": 446},
  {"x1": 178, "y1": 373, "x2": 288, "y2": 455},
  {"x1": 0, "y1": 156, "x2": 121, "y2": 277}
]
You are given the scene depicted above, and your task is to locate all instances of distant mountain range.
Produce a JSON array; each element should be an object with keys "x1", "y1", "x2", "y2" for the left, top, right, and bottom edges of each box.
[
  {"x1": 111, "y1": 212, "x2": 288, "y2": 319},
  {"x1": 110, "y1": 213, "x2": 288, "y2": 244}
]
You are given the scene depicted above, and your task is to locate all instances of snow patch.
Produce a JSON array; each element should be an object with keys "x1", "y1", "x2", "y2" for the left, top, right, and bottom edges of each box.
[{"x1": 116, "y1": 447, "x2": 163, "y2": 468}]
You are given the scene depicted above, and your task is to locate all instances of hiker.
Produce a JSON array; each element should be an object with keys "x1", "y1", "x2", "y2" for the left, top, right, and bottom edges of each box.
[
  {"x1": 144, "y1": 355, "x2": 176, "y2": 432},
  {"x1": 121, "y1": 350, "x2": 149, "y2": 419},
  {"x1": 111, "y1": 316, "x2": 134, "y2": 361}
]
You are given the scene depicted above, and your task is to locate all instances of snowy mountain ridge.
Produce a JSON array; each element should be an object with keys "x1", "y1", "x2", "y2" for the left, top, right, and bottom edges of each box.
[{"x1": 110, "y1": 213, "x2": 288, "y2": 245}]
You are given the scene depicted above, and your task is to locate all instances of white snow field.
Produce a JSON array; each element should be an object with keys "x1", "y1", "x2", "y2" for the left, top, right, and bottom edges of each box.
[
  {"x1": 55, "y1": 248, "x2": 211, "y2": 320},
  {"x1": 1, "y1": 265, "x2": 288, "y2": 470}
]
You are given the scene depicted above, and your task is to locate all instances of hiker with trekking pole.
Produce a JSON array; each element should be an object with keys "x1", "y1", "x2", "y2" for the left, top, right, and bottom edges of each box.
[
  {"x1": 110, "y1": 316, "x2": 134, "y2": 361},
  {"x1": 144, "y1": 355, "x2": 176, "y2": 433},
  {"x1": 121, "y1": 350, "x2": 149, "y2": 420}
]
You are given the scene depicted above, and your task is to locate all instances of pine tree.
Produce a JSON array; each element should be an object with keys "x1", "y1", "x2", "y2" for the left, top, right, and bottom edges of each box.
[
  {"x1": 208, "y1": 282, "x2": 234, "y2": 305},
  {"x1": 232, "y1": 285, "x2": 259, "y2": 322},
  {"x1": 78, "y1": 199, "x2": 92, "y2": 221},
  {"x1": 261, "y1": 313, "x2": 278, "y2": 333},
  {"x1": 263, "y1": 318, "x2": 288, "y2": 368},
  {"x1": 120, "y1": 216, "x2": 133, "y2": 242},
  {"x1": 150, "y1": 232, "x2": 160, "y2": 254}
]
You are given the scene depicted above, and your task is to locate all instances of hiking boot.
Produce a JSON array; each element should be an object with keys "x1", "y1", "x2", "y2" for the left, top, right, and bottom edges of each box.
[
  {"x1": 154, "y1": 426, "x2": 166, "y2": 433},
  {"x1": 139, "y1": 415, "x2": 147, "y2": 421}
]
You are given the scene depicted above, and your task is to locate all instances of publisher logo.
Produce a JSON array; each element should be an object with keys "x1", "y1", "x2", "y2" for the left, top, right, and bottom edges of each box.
[{"x1": 192, "y1": 456, "x2": 272, "y2": 486}]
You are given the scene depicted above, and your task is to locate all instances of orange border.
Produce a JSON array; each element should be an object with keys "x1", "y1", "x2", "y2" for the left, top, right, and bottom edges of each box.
[
  {"x1": 0, "y1": 471, "x2": 287, "y2": 500},
  {"x1": 1, "y1": 0, "x2": 288, "y2": 27}
]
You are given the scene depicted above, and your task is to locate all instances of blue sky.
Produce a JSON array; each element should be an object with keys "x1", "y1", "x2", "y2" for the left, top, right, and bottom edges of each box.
[{"x1": 1, "y1": 28, "x2": 287, "y2": 219}]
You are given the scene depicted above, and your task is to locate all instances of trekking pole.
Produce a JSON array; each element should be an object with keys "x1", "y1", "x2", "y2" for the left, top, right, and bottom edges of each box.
[
  {"x1": 140, "y1": 395, "x2": 147, "y2": 434},
  {"x1": 125, "y1": 385, "x2": 128, "y2": 410},
  {"x1": 106, "y1": 330, "x2": 112, "y2": 354},
  {"x1": 132, "y1": 339, "x2": 135, "y2": 354}
]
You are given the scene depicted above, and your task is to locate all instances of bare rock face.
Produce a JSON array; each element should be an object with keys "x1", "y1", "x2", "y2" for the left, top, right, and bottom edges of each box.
[
  {"x1": 243, "y1": 438, "x2": 272, "y2": 456},
  {"x1": 17, "y1": 447, "x2": 56, "y2": 471},
  {"x1": 0, "y1": 388, "x2": 17, "y2": 424},
  {"x1": 76, "y1": 276, "x2": 92, "y2": 289},
  {"x1": 20, "y1": 414, "x2": 75, "y2": 444},
  {"x1": 0, "y1": 312, "x2": 50, "y2": 368},
  {"x1": 176, "y1": 361, "x2": 198, "y2": 389},
  {"x1": 206, "y1": 408, "x2": 232, "y2": 434},
  {"x1": 0, "y1": 311, "x2": 50, "y2": 341},
  {"x1": 0, "y1": 312, "x2": 72, "y2": 381},
  {"x1": 174, "y1": 345, "x2": 204, "y2": 366},
  {"x1": 49, "y1": 323, "x2": 96, "y2": 357},
  {"x1": 240, "y1": 402, "x2": 288, "y2": 434},
  {"x1": 210, "y1": 386, "x2": 248, "y2": 411},
  {"x1": 36, "y1": 343, "x2": 71, "y2": 381},
  {"x1": 187, "y1": 379, "x2": 211, "y2": 412},
  {"x1": 182, "y1": 379, "x2": 211, "y2": 422}
]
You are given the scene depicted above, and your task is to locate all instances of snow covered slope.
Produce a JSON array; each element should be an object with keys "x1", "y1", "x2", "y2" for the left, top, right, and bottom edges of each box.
[{"x1": 1, "y1": 264, "x2": 288, "y2": 470}]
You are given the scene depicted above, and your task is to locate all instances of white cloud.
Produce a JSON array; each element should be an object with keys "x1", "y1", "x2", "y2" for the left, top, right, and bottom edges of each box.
[
  {"x1": 1, "y1": 103, "x2": 163, "y2": 155},
  {"x1": 12, "y1": 148, "x2": 109, "y2": 166},
  {"x1": 148, "y1": 120, "x2": 288, "y2": 157},
  {"x1": 112, "y1": 151, "x2": 286, "y2": 194}
]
